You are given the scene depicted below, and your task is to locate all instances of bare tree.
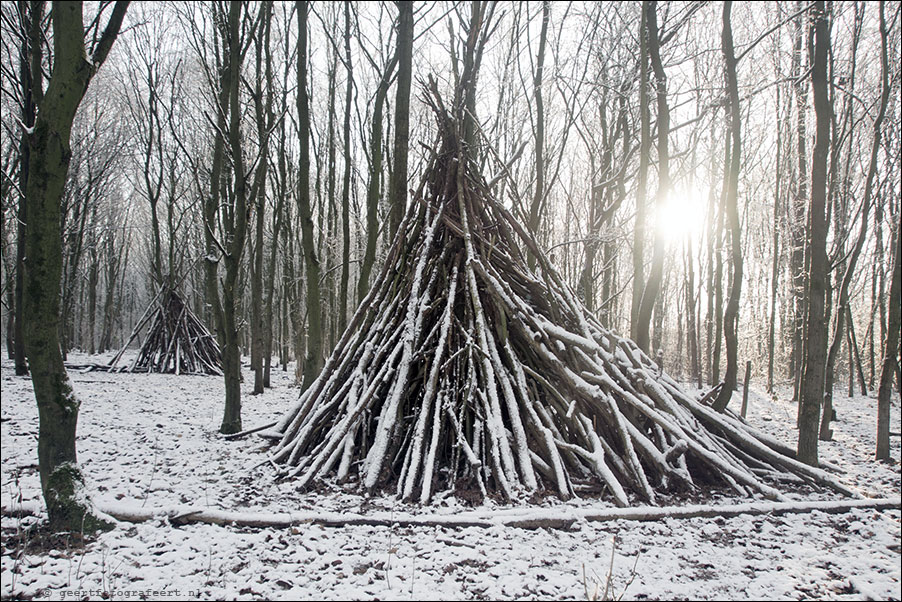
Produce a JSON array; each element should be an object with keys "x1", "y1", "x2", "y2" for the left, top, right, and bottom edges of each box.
[
  {"x1": 634, "y1": 0, "x2": 671, "y2": 356},
  {"x1": 874, "y1": 0, "x2": 899, "y2": 462},
  {"x1": 525, "y1": 0, "x2": 549, "y2": 271},
  {"x1": 820, "y1": 0, "x2": 890, "y2": 440},
  {"x1": 297, "y1": 0, "x2": 323, "y2": 392},
  {"x1": 789, "y1": 0, "x2": 809, "y2": 403},
  {"x1": 250, "y1": 0, "x2": 275, "y2": 394},
  {"x1": 338, "y1": 1, "x2": 354, "y2": 335},
  {"x1": 797, "y1": 0, "x2": 832, "y2": 466},
  {"x1": 13, "y1": 1, "x2": 40, "y2": 375},
  {"x1": 712, "y1": 0, "x2": 743, "y2": 412},
  {"x1": 387, "y1": 0, "x2": 413, "y2": 240},
  {"x1": 358, "y1": 7, "x2": 399, "y2": 302},
  {"x1": 22, "y1": 0, "x2": 130, "y2": 531}
]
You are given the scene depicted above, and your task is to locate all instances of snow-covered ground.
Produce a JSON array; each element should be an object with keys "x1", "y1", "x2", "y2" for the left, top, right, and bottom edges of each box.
[{"x1": 2, "y1": 353, "x2": 900, "y2": 600}]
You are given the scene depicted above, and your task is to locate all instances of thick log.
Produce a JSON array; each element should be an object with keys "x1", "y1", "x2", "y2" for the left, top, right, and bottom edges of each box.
[{"x1": 5, "y1": 497, "x2": 898, "y2": 531}]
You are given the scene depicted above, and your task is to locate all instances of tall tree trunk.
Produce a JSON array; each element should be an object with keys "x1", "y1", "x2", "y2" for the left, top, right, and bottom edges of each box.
[
  {"x1": 606, "y1": 90, "x2": 630, "y2": 331},
  {"x1": 358, "y1": 50, "x2": 398, "y2": 301},
  {"x1": 846, "y1": 306, "x2": 868, "y2": 396},
  {"x1": 790, "y1": 0, "x2": 809, "y2": 402},
  {"x1": 876, "y1": 227, "x2": 900, "y2": 460},
  {"x1": 263, "y1": 196, "x2": 282, "y2": 389},
  {"x1": 262, "y1": 8, "x2": 283, "y2": 389},
  {"x1": 797, "y1": 0, "x2": 832, "y2": 466},
  {"x1": 338, "y1": 2, "x2": 353, "y2": 334},
  {"x1": 272, "y1": 36, "x2": 292, "y2": 381},
  {"x1": 579, "y1": 165, "x2": 601, "y2": 313},
  {"x1": 219, "y1": 0, "x2": 253, "y2": 434},
  {"x1": 768, "y1": 82, "x2": 785, "y2": 395},
  {"x1": 713, "y1": 1, "x2": 743, "y2": 413},
  {"x1": 704, "y1": 119, "x2": 719, "y2": 386},
  {"x1": 820, "y1": 0, "x2": 887, "y2": 440},
  {"x1": 526, "y1": 0, "x2": 549, "y2": 271},
  {"x1": 14, "y1": 0, "x2": 40, "y2": 376},
  {"x1": 202, "y1": 5, "x2": 230, "y2": 408},
  {"x1": 635, "y1": 0, "x2": 670, "y2": 355},
  {"x1": 387, "y1": 1, "x2": 413, "y2": 240},
  {"x1": 685, "y1": 235, "x2": 700, "y2": 386},
  {"x1": 631, "y1": 0, "x2": 650, "y2": 340},
  {"x1": 23, "y1": 0, "x2": 129, "y2": 531},
  {"x1": 874, "y1": 1, "x2": 898, "y2": 461},
  {"x1": 712, "y1": 137, "x2": 728, "y2": 386},
  {"x1": 652, "y1": 278, "x2": 665, "y2": 356},
  {"x1": 297, "y1": 0, "x2": 323, "y2": 392},
  {"x1": 868, "y1": 263, "x2": 877, "y2": 389},
  {"x1": 98, "y1": 225, "x2": 122, "y2": 353},
  {"x1": 323, "y1": 20, "x2": 338, "y2": 359},
  {"x1": 874, "y1": 200, "x2": 886, "y2": 387},
  {"x1": 87, "y1": 231, "x2": 98, "y2": 355},
  {"x1": 847, "y1": 320, "x2": 854, "y2": 398},
  {"x1": 251, "y1": 2, "x2": 274, "y2": 395},
  {"x1": 250, "y1": 197, "x2": 265, "y2": 393}
]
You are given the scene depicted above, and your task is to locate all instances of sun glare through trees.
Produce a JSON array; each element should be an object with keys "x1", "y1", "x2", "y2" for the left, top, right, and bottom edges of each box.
[{"x1": 0, "y1": 1, "x2": 899, "y2": 600}]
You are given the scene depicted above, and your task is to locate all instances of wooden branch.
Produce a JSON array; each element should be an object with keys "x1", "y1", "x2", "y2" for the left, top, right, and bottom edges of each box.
[
  {"x1": 697, "y1": 382, "x2": 724, "y2": 406},
  {"x1": 223, "y1": 421, "x2": 277, "y2": 440},
  {"x1": 5, "y1": 498, "x2": 898, "y2": 531}
]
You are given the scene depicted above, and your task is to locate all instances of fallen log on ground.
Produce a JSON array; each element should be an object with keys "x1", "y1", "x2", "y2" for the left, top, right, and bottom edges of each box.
[{"x1": 4, "y1": 498, "x2": 898, "y2": 532}]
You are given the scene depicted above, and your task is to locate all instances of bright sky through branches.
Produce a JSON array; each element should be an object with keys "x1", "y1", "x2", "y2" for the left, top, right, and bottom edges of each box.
[{"x1": 657, "y1": 183, "x2": 707, "y2": 246}]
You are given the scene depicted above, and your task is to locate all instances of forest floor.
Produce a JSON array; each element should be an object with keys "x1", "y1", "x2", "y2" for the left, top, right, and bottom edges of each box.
[{"x1": 1, "y1": 353, "x2": 900, "y2": 601}]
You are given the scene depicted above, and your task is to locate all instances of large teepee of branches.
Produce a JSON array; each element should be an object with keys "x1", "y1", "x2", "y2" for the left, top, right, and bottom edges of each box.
[
  {"x1": 264, "y1": 89, "x2": 854, "y2": 507},
  {"x1": 109, "y1": 287, "x2": 222, "y2": 376}
]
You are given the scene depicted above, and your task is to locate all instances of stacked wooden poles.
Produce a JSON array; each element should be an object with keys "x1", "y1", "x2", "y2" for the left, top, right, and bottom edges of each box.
[
  {"x1": 109, "y1": 288, "x2": 222, "y2": 375},
  {"x1": 265, "y1": 93, "x2": 855, "y2": 506}
]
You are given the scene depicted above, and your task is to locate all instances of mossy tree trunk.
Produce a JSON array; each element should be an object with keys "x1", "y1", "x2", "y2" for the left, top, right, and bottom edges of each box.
[
  {"x1": 23, "y1": 0, "x2": 130, "y2": 531},
  {"x1": 14, "y1": 0, "x2": 41, "y2": 377}
]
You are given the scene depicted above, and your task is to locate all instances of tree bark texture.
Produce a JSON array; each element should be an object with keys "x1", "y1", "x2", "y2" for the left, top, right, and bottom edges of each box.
[
  {"x1": 635, "y1": 0, "x2": 670, "y2": 356},
  {"x1": 876, "y1": 222, "x2": 900, "y2": 460},
  {"x1": 713, "y1": 1, "x2": 743, "y2": 413},
  {"x1": 297, "y1": 0, "x2": 323, "y2": 393},
  {"x1": 820, "y1": 0, "x2": 888, "y2": 441},
  {"x1": 23, "y1": 0, "x2": 129, "y2": 531},
  {"x1": 797, "y1": 1, "x2": 832, "y2": 466},
  {"x1": 387, "y1": 1, "x2": 413, "y2": 240}
]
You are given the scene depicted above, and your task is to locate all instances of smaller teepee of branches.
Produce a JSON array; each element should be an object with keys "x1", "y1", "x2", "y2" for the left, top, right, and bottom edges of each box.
[{"x1": 109, "y1": 287, "x2": 222, "y2": 376}]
